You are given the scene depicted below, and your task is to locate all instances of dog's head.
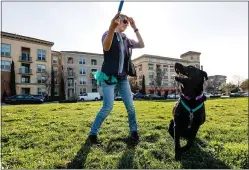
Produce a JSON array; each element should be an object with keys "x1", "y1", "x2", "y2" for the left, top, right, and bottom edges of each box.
[{"x1": 174, "y1": 63, "x2": 208, "y2": 99}]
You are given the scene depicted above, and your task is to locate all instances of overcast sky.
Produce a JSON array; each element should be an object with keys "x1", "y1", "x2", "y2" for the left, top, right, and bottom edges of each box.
[{"x1": 2, "y1": 2, "x2": 248, "y2": 82}]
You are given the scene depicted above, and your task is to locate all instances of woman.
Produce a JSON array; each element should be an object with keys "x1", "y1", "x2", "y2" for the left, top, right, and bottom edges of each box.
[{"x1": 88, "y1": 12, "x2": 145, "y2": 145}]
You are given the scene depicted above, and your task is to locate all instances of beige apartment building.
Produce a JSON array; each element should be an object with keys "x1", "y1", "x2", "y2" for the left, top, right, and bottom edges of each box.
[
  {"x1": 60, "y1": 51, "x2": 104, "y2": 99},
  {"x1": 131, "y1": 51, "x2": 201, "y2": 94},
  {"x1": 1, "y1": 31, "x2": 54, "y2": 96}
]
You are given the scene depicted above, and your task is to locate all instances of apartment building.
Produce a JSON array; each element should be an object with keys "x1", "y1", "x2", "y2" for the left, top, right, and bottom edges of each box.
[
  {"x1": 60, "y1": 51, "x2": 104, "y2": 99},
  {"x1": 1, "y1": 31, "x2": 54, "y2": 96},
  {"x1": 131, "y1": 51, "x2": 201, "y2": 94}
]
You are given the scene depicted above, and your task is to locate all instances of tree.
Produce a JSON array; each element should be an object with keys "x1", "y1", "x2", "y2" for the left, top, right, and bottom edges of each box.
[
  {"x1": 240, "y1": 79, "x2": 248, "y2": 92},
  {"x1": 220, "y1": 82, "x2": 237, "y2": 94},
  {"x1": 10, "y1": 60, "x2": 16, "y2": 96},
  {"x1": 129, "y1": 77, "x2": 139, "y2": 93},
  {"x1": 41, "y1": 70, "x2": 51, "y2": 98},
  {"x1": 232, "y1": 75, "x2": 243, "y2": 88},
  {"x1": 2, "y1": 89, "x2": 8, "y2": 102},
  {"x1": 50, "y1": 67, "x2": 55, "y2": 99},
  {"x1": 142, "y1": 75, "x2": 146, "y2": 94},
  {"x1": 59, "y1": 66, "x2": 66, "y2": 100},
  {"x1": 61, "y1": 66, "x2": 78, "y2": 99},
  {"x1": 150, "y1": 65, "x2": 166, "y2": 96}
]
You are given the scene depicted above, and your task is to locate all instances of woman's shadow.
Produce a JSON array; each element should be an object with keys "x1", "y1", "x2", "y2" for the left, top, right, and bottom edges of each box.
[
  {"x1": 117, "y1": 143, "x2": 137, "y2": 169},
  {"x1": 179, "y1": 138, "x2": 231, "y2": 169},
  {"x1": 66, "y1": 138, "x2": 92, "y2": 169}
]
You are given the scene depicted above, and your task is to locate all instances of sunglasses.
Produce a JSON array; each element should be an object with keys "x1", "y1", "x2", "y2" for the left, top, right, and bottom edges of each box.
[{"x1": 122, "y1": 19, "x2": 129, "y2": 25}]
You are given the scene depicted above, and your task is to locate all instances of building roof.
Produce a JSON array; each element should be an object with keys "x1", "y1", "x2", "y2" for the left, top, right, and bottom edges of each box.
[
  {"x1": 1, "y1": 31, "x2": 54, "y2": 46},
  {"x1": 132, "y1": 54, "x2": 191, "y2": 63},
  {"x1": 60, "y1": 51, "x2": 103, "y2": 56},
  {"x1": 208, "y1": 75, "x2": 227, "y2": 78},
  {"x1": 180, "y1": 51, "x2": 201, "y2": 57}
]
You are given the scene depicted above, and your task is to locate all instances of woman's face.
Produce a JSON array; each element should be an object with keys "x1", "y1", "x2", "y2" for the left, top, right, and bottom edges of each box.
[{"x1": 117, "y1": 17, "x2": 129, "y2": 32}]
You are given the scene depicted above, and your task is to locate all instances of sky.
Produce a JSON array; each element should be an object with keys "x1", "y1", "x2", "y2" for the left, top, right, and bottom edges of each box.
[{"x1": 2, "y1": 2, "x2": 248, "y2": 82}]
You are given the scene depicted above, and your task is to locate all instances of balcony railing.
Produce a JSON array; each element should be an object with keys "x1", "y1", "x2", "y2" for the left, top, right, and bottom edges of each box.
[
  {"x1": 68, "y1": 72, "x2": 76, "y2": 77},
  {"x1": 19, "y1": 56, "x2": 32, "y2": 62},
  {"x1": 19, "y1": 68, "x2": 32, "y2": 74}
]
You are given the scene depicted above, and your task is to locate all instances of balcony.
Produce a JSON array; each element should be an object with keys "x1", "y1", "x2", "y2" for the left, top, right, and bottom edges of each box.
[
  {"x1": 20, "y1": 81, "x2": 31, "y2": 84},
  {"x1": 19, "y1": 68, "x2": 32, "y2": 75},
  {"x1": 67, "y1": 72, "x2": 76, "y2": 78},
  {"x1": 19, "y1": 55, "x2": 32, "y2": 63}
]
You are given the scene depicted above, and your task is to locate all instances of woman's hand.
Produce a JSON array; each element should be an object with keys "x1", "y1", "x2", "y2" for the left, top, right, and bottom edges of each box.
[
  {"x1": 128, "y1": 17, "x2": 137, "y2": 30},
  {"x1": 109, "y1": 12, "x2": 121, "y2": 30}
]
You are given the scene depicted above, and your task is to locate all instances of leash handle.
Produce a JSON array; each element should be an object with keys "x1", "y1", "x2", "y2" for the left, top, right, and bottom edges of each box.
[{"x1": 118, "y1": 0, "x2": 124, "y2": 12}]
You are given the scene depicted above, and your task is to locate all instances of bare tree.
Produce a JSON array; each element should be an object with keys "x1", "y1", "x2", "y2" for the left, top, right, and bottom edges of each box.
[
  {"x1": 61, "y1": 66, "x2": 78, "y2": 99},
  {"x1": 40, "y1": 70, "x2": 51, "y2": 97},
  {"x1": 232, "y1": 75, "x2": 244, "y2": 88},
  {"x1": 150, "y1": 65, "x2": 166, "y2": 96}
]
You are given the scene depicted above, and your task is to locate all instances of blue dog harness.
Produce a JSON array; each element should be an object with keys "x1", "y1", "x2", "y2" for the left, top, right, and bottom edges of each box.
[{"x1": 180, "y1": 99, "x2": 204, "y2": 128}]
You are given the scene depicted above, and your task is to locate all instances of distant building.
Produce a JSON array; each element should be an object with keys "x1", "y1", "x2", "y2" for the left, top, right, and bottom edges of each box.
[
  {"x1": 204, "y1": 75, "x2": 227, "y2": 94},
  {"x1": 131, "y1": 51, "x2": 201, "y2": 95}
]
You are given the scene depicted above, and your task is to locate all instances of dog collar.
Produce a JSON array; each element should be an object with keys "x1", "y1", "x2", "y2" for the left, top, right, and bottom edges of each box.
[{"x1": 182, "y1": 93, "x2": 203, "y2": 101}]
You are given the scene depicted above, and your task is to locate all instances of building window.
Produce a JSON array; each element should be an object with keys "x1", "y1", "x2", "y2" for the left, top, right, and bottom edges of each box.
[
  {"x1": 91, "y1": 59, "x2": 97, "y2": 65},
  {"x1": 1, "y1": 44, "x2": 11, "y2": 57},
  {"x1": 79, "y1": 77, "x2": 87, "y2": 85},
  {"x1": 53, "y1": 66, "x2": 58, "y2": 75},
  {"x1": 191, "y1": 56, "x2": 193, "y2": 60},
  {"x1": 148, "y1": 64, "x2": 153, "y2": 70},
  {"x1": 68, "y1": 57, "x2": 73, "y2": 64},
  {"x1": 53, "y1": 56, "x2": 58, "y2": 64},
  {"x1": 80, "y1": 88, "x2": 86, "y2": 95},
  {"x1": 37, "y1": 49, "x2": 46, "y2": 61},
  {"x1": 138, "y1": 64, "x2": 142, "y2": 71},
  {"x1": 163, "y1": 81, "x2": 168, "y2": 86},
  {"x1": 54, "y1": 77, "x2": 58, "y2": 84},
  {"x1": 55, "y1": 87, "x2": 59, "y2": 96},
  {"x1": 197, "y1": 56, "x2": 199, "y2": 60},
  {"x1": 149, "y1": 72, "x2": 154, "y2": 78},
  {"x1": 170, "y1": 65, "x2": 174, "y2": 72},
  {"x1": 37, "y1": 88, "x2": 45, "y2": 95},
  {"x1": 37, "y1": 76, "x2": 46, "y2": 84},
  {"x1": 92, "y1": 89, "x2": 97, "y2": 92},
  {"x1": 37, "y1": 64, "x2": 46, "y2": 72},
  {"x1": 1, "y1": 60, "x2": 11, "y2": 71},
  {"x1": 79, "y1": 58, "x2": 86, "y2": 64},
  {"x1": 163, "y1": 65, "x2": 168, "y2": 72},
  {"x1": 68, "y1": 79, "x2": 73, "y2": 86},
  {"x1": 79, "y1": 68, "x2": 86, "y2": 75},
  {"x1": 21, "y1": 76, "x2": 30, "y2": 83},
  {"x1": 139, "y1": 81, "x2": 142, "y2": 86}
]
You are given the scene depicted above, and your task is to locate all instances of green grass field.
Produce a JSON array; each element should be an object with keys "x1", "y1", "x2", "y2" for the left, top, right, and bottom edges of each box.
[{"x1": 1, "y1": 98, "x2": 248, "y2": 169}]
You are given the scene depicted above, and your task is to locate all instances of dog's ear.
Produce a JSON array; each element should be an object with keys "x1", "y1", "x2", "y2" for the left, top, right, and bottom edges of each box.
[{"x1": 201, "y1": 71, "x2": 208, "y2": 81}]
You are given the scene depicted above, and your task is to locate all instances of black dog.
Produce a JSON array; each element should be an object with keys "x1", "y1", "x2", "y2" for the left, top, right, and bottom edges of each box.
[{"x1": 168, "y1": 62, "x2": 208, "y2": 160}]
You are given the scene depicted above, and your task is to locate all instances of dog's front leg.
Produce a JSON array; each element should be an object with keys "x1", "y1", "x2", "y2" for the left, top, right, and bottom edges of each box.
[
  {"x1": 181, "y1": 125, "x2": 200, "y2": 153},
  {"x1": 174, "y1": 124, "x2": 181, "y2": 161}
]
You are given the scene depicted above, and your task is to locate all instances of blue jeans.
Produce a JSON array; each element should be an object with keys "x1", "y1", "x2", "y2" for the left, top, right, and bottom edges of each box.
[{"x1": 89, "y1": 77, "x2": 138, "y2": 135}]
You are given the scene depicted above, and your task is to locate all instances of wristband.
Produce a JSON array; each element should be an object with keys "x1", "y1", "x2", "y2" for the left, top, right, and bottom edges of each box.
[{"x1": 134, "y1": 29, "x2": 139, "y2": 33}]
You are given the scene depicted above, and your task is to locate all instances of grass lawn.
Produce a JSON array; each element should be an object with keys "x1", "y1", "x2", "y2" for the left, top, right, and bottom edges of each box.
[{"x1": 1, "y1": 98, "x2": 248, "y2": 169}]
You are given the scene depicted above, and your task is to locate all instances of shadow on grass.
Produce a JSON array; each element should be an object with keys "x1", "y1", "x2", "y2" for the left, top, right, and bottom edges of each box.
[
  {"x1": 67, "y1": 138, "x2": 91, "y2": 169},
  {"x1": 180, "y1": 138, "x2": 231, "y2": 169},
  {"x1": 117, "y1": 144, "x2": 137, "y2": 169}
]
